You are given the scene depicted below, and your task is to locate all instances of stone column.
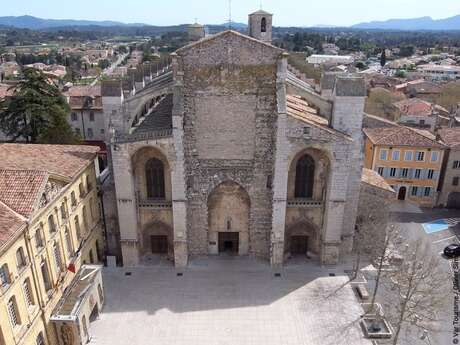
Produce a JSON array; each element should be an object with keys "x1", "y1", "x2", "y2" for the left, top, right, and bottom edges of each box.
[
  {"x1": 170, "y1": 53, "x2": 188, "y2": 268},
  {"x1": 111, "y1": 144, "x2": 140, "y2": 266},
  {"x1": 270, "y1": 52, "x2": 290, "y2": 268}
]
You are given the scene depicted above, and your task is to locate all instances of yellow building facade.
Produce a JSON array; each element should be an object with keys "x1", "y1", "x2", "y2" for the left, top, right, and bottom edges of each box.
[
  {"x1": 364, "y1": 127, "x2": 446, "y2": 207},
  {"x1": 0, "y1": 144, "x2": 104, "y2": 345}
]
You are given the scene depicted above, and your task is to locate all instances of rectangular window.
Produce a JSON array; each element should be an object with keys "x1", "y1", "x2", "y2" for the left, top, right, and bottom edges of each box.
[
  {"x1": 392, "y1": 150, "x2": 400, "y2": 161},
  {"x1": 65, "y1": 229, "x2": 74, "y2": 257},
  {"x1": 16, "y1": 248, "x2": 26, "y2": 269},
  {"x1": 35, "y1": 227, "x2": 44, "y2": 249},
  {"x1": 431, "y1": 151, "x2": 439, "y2": 162},
  {"x1": 414, "y1": 169, "x2": 422, "y2": 179},
  {"x1": 23, "y1": 279, "x2": 34, "y2": 306},
  {"x1": 404, "y1": 151, "x2": 413, "y2": 161},
  {"x1": 390, "y1": 168, "x2": 397, "y2": 177},
  {"x1": 377, "y1": 167, "x2": 384, "y2": 176},
  {"x1": 424, "y1": 187, "x2": 431, "y2": 197},
  {"x1": 71, "y1": 113, "x2": 77, "y2": 121},
  {"x1": 48, "y1": 215, "x2": 56, "y2": 233},
  {"x1": 87, "y1": 128, "x2": 93, "y2": 138},
  {"x1": 411, "y1": 186, "x2": 418, "y2": 196},
  {"x1": 0, "y1": 264, "x2": 10, "y2": 286},
  {"x1": 454, "y1": 161, "x2": 460, "y2": 169},
  {"x1": 401, "y1": 168, "x2": 409, "y2": 178},
  {"x1": 416, "y1": 151, "x2": 425, "y2": 161},
  {"x1": 41, "y1": 261, "x2": 52, "y2": 292},
  {"x1": 454, "y1": 177, "x2": 459, "y2": 186},
  {"x1": 36, "y1": 332, "x2": 45, "y2": 345},
  {"x1": 100, "y1": 128, "x2": 105, "y2": 134},
  {"x1": 89, "y1": 111, "x2": 95, "y2": 122},
  {"x1": 54, "y1": 243, "x2": 63, "y2": 274},
  {"x1": 7, "y1": 299, "x2": 19, "y2": 327},
  {"x1": 380, "y1": 149, "x2": 388, "y2": 161},
  {"x1": 427, "y1": 169, "x2": 434, "y2": 179}
]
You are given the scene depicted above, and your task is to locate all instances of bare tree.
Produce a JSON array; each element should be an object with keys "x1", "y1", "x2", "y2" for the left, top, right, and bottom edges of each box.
[{"x1": 386, "y1": 240, "x2": 450, "y2": 345}]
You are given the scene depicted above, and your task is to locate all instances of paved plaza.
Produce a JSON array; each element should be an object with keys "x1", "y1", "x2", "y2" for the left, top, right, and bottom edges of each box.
[{"x1": 90, "y1": 257, "x2": 372, "y2": 345}]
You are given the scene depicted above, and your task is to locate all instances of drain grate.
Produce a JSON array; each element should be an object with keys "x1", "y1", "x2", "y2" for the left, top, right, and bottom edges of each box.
[
  {"x1": 125, "y1": 272, "x2": 132, "y2": 276},
  {"x1": 274, "y1": 273, "x2": 281, "y2": 277},
  {"x1": 177, "y1": 272, "x2": 183, "y2": 277},
  {"x1": 329, "y1": 273, "x2": 336, "y2": 277}
]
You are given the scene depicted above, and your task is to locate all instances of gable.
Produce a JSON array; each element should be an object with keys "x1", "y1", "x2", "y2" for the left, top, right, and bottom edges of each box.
[{"x1": 177, "y1": 30, "x2": 282, "y2": 68}]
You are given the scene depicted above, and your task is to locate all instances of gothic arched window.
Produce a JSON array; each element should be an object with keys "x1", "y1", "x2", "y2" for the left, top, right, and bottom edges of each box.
[
  {"x1": 261, "y1": 17, "x2": 267, "y2": 33},
  {"x1": 146, "y1": 158, "x2": 165, "y2": 199},
  {"x1": 295, "y1": 155, "x2": 315, "y2": 198}
]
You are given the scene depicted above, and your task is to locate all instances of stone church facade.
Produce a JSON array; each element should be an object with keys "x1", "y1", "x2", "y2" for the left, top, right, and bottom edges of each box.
[{"x1": 109, "y1": 10, "x2": 366, "y2": 268}]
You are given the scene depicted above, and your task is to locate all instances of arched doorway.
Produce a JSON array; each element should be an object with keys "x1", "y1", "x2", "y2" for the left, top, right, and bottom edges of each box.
[
  {"x1": 447, "y1": 192, "x2": 460, "y2": 209},
  {"x1": 398, "y1": 186, "x2": 407, "y2": 200},
  {"x1": 207, "y1": 181, "x2": 250, "y2": 256},
  {"x1": 284, "y1": 222, "x2": 319, "y2": 260}
]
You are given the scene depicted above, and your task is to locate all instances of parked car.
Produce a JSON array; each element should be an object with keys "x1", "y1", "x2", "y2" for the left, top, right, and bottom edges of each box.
[{"x1": 444, "y1": 244, "x2": 460, "y2": 258}]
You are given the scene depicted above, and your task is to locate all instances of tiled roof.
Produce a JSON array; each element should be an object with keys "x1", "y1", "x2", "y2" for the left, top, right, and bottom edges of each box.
[
  {"x1": 363, "y1": 113, "x2": 399, "y2": 129},
  {"x1": 362, "y1": 168, "x2": 395, "y2": 193},
  {"x1": 393, "y1": 98, "x2": 433, "y2": 117},
  {"x1": 364, "y1": 126, "x2": 446, "y2": 148},
  {"x1": 438, "y1": 128, "x2": 460, "y2": 149},
  {"x1": 64, "y1": 85, "x2": 101, "y2": 97},
  {"x1": 0, "y1": 201, "x2": 25, "y2": 251},
  {"x1": 0, "y1": 144, "x2": 99, "y2": 180},
  {"x1": 0, "y1": 170, "x2": 47, "y2": 218}
]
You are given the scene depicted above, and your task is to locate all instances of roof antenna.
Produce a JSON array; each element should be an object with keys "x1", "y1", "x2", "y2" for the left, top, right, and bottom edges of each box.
[{"x1": 228, "y1": 0, "x2": 232, "y2": 30}]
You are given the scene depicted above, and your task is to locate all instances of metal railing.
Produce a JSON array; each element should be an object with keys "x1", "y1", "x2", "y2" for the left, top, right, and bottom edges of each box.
[
  {"x1": 287, "y1": 199, "x2": 323, "y2": 208},
  {"x1": 137, "y1": 199, "x2": 173, "y2": 209},
  {"x1": 114, "y1": 128, "x2": 173, "y2": 143}
]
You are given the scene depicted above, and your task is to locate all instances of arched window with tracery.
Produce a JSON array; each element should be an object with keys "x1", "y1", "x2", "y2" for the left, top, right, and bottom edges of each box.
[
  {"x1": 261, "y1": 17, "x2": 267, "y2": 33},
  {"x1": 295, "y1": 155, "x2": 315, "y2": 198},
  {"x1": 145, "y1": 158, "x2": 165, "y2": 199}
]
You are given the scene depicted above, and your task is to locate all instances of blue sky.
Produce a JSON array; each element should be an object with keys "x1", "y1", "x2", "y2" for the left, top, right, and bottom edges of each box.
[{"x1": 3, "y1": 0, "x2": 459, "y2": 27}]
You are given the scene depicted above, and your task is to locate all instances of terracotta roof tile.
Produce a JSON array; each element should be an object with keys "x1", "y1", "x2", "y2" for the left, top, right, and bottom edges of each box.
[
  {"x1": 63, "y1": 85, "x2": 101, "y2": 97},
  {"x1": 362, "y1": 168, "x2": 395, "y2": 193},
  {"x1": 364, "y1": 126, "x2": 446, "y2": 148},
  {"x1": 0, "y1": 201, "x2": 25, "y2": 250},
  {"x1": 0, "y1": 144, "x2": 99, "y2": 180},
  {"x1": 0, "y1": 170, "x2": 47, "y2": 218},
  {"x1": 393, "y1": 98, "x2": 433, "y2": 117},
  {"x1": 438, "y1": 128, "x2": 460, "y2": 149}
]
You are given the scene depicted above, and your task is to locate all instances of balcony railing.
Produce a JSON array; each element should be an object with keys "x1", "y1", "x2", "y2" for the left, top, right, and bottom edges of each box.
[
  {"x1": 137, "y1": 199, "x2": 172, "y2": 209},
  {"x1": 287, "y1": 199, "x2": 323, "y2": 208}
]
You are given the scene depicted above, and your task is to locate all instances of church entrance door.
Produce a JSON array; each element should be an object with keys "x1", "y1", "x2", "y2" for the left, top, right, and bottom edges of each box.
[
  {"x1": 218, "y1": 232, "x2": 239, "y2": 254},
  {"x1": 290, "y1": 236, "x2": 308, "y2": 255},
  {"x1": 151, "y1": 235, "x2": 168, "y2": 254}
]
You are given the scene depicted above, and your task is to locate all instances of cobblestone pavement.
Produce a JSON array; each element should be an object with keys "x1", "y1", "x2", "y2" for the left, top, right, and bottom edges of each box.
[{"x1": 90, "y1": 257, "x2": 372, "y2": 345}]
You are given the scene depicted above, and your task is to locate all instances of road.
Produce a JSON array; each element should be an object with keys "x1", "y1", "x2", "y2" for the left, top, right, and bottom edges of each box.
[
  {"x1": 387, "y1": 201, "x2": 460, "y2": 345},
  {"x1": 90, "y1": 53, "x2": 128, "y2": 86}
]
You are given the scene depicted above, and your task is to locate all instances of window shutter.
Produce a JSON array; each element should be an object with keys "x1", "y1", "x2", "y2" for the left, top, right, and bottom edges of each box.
[
  {"x1": 417, "y1": 187, "x2": 423, "y2": 197},
  {"x1": 433, "y1": 171, "x2": 439, "y2": 180},
  {"x1": 383, "y1": 168, "x2": 389, "y2": 178},
  {"x1": 408, "y1": 168, "x2": 414, "y2": 179}
]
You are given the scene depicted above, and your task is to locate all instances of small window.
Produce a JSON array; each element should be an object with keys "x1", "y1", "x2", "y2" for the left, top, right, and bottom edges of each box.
[
  {"x1": 411, "y1": 186, "x2": 418, "y2": 196},
  {"x1": 86, "y1": 176, "x2": 92, "y2": 192},
  {"x1": 427, "y1": 169, "x2": 434, "y2": 179},
  {"x1": 100, "y1": 128, "x2": 105, "y2": 134},
  {"x1": 416, "y1": 151, "x2": 425, "y2": 161},
  {"x1": 453, "y1": 161, "x2": 460, "y2": 169},
  {"x1": 71, "y1": 191, "x2": 77, "y2": 207},
  {"x1": 431, "y1": 151, "x2": 439, "y2": 162},
  {"x1": 36, "y1": 332, "x2": 45, "y2": 345},
  {"x1": 41, "y1": 260, "x2": 52, "y2": 292},
  {"x1": 377, "y1": 167, "x2": 384, "y2": 176},
  {"x1": 7, "y1": 297, "x2": 20, "y2": 327},
  {"x1": 414, "y1": 169, "x2": 422, "y2": 179},
  {"x1": 89, "y1": 250, "x2": 94, "y2": 264},
  {"x1": 424, "y1": 187, "x2": 431, "y2": 197},
  {"x1": 0, "y1": 264, "x2": 11, "y2": 287},
  {"x1": 75, "y1": 216, "x2": 81, "y2": 241},
  {"x1": 380, "y1": 149, "x2": 388, "y2": 161},
  {"x1": 390, "y1": 168, "x2": 397, "y2": 177},
  {"x1": 35, "y1": 227, "x2": 44, "y2": 249},
  {"x1": 392, "y1": 150, "x2": 400, "y2": 161},
  {"x1": 16, "y1": 247, "x2": 27, "y2": 270},
  {"x1": 303, "y1": 127, "x2": 310, "y2": 135},
  {"x1": 453, "y1": 177, "x2": 459, "y2": 186},
  {"x1": 53, "y1": 243, "x2": 63, "y2": 274},
  {"x1": 404, "y1": 151, "x2": 413, "y2": 161},
  {"x1": 401, "y1": 168, "x2": 409, "y2": 178},
  {"x1": 261, "y1": 17, "x2": 267, "y2": 33},
  {"x1": 65, "y1": 228, "x2": 74, "y2": 257},
  {"x1": 71, "y1": 113, "x2": 77, "y2": 121},
  {"x1": 75, "y1": 128, "x2": 81, "y2": 135},
  {"x1": 79, "y1": 183, "x2": 85, "y2": 198},
  {"x1": 23, "y1": 278, "x2": 35, "y2": 306},
  {"x1": 60, "y1": 203, "x2": 67, "y2": 221},
  {"x1": 89, "y1": 111, "x2": 95, "y2": 122},
  {"x1": 87, "y1": 128, "x2": 93, "y2": 138},
  {"x1": 48, "y1": 215, "x2": 57, "y2": 233}
]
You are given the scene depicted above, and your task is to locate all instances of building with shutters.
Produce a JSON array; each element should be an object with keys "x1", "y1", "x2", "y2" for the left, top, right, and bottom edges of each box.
[
  {"x1": 437, "y1": 128, "x2": 460, "y2": 208},
  {"x1": 0, "y1": 144, "x2": 104, "y2": 345},
  {"x1": 363, "y1": 126, "x2": 447, "y2": 207}
]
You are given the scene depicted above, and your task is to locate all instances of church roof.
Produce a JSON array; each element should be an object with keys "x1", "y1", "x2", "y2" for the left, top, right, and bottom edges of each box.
[
  {"x1": 249, "y1": 9, "x2": 272, "y2": 16},
  {"x1": 176, "y1": 30, "x2": 282, "y2": 54},
  {"x1": 132, "y1": 94, "x2": 173, "y2": 134}
]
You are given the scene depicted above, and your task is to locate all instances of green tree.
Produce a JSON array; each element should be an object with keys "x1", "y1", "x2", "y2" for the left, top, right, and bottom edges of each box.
[
  {"x1": 0, "y1": 68, "x2": 79, "y2": 144},
  {"x1": 380, "y1": 49, "x2": 386, "y2": 67}
]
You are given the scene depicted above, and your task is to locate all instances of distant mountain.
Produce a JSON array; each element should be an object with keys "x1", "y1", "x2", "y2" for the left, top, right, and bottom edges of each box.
[
  {"x1": 0, "y1": 15, "x2": 147, "y2": 30},
  {"x1": 352, "y1": 15, "x2": 460, "y2": 31},
  {"x1": 219, "y1": 21, "x2": 248, "y2": 29}
]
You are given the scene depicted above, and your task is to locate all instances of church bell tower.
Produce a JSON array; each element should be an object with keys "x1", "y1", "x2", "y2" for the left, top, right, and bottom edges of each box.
[{"x1": 248, "y1": 10, "x2": 273, "y2": 43}]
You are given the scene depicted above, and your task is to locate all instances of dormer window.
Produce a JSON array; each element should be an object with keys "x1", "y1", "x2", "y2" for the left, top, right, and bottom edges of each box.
[{"x1": 261, "y1": 17, "x2": 267, "y2": 33}]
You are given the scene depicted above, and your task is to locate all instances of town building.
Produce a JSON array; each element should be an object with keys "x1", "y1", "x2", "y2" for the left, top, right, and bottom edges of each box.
[
  {"x1": 364, "y1": 126, "x2": 446, "y2": 206},
  {"x1": 108, "y1": 11, "x2": 367, "y2": 268},
  {"x1": 0, "y1": 144, "x2": 104, "y2": 345},
  {"x1": 415, "y1": 64, "x2": 460, "y2": 81},
  {"x1": 391, "y1": 98, "x2": 449, "y2": 131},
  {"x1": 306, "y1": 54, "x2": 354, "y2": 66},
  {"x1": 437, "y1": 128, "x2": 460, "y2": 208}
]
